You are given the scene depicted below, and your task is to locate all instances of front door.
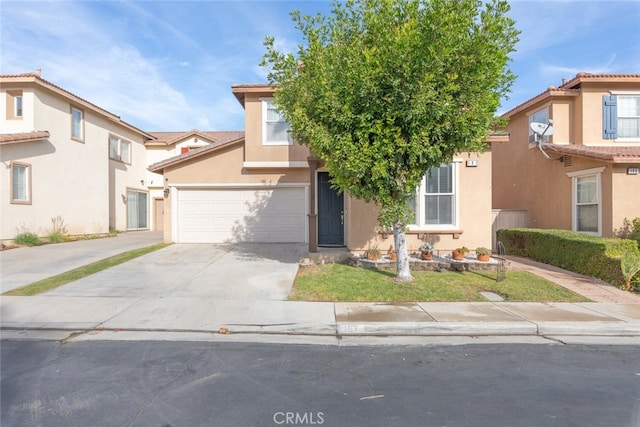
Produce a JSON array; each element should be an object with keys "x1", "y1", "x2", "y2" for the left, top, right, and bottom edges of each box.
[{"x1": 317, "y1": 172, "x2": 344, "y2": 246}]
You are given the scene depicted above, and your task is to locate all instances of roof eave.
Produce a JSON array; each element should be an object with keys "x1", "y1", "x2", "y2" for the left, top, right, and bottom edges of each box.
[
  {"x1": 148, "y1": 137, "x2": 245, "y2": 173},
  {"x1": 0, "y1": 131, "x2": 50, "y2": 145},
  {"x1": 1, "y1": 74, "x2": 154, "y2": 140},
  {"x1": 502, "y1": 88, "x2": 580, "y2": 118},
  {"x1": 231, "y1": 83, "x2": 276, "y2": 107}
]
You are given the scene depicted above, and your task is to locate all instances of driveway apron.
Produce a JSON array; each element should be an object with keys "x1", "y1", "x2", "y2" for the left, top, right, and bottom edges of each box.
[{"x1": 44, "y1": 243, "x2": 307, "y2": 301}]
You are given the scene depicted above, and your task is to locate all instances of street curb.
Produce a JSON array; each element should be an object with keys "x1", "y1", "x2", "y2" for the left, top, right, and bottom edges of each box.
[
  {"x1": 336, "y1": 321, "x2": 538, "y2": 336},
  {"x1": 3, "y1": 320, "x2": 640, "y2": 339}
]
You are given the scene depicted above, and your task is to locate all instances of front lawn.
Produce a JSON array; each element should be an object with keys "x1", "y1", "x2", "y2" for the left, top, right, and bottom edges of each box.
[{"x1": 290, "y1": 264, "x2": 588, "y2": 302}]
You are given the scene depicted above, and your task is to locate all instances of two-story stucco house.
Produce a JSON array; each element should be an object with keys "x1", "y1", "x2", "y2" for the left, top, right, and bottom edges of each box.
[
  {"x1": 0, "y1": 71, "x2": 154, "y2": 240},
  {"x1": 492, "y1": 73, "x2": 640, "y2": 238},
  {"x1": 149, "y1": 84, "x2": 507, "y2": 254}
]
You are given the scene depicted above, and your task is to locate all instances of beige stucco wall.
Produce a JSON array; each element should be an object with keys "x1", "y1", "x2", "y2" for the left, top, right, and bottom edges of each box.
[
  {"x1": 347, "y1": 150, "x2": 494, "y2": 253},
  {"x1": 0, "y1": 81, "x2": 149, "y2": 240},
  {"x1": 611, "y1": 164, "x2": 640, "y2": 236},
  {"x1": 579, "y1": 81, "x2": 640, "y2": 145},
  {"x1": 242, "y1": 92, "x2": 311, "y2": 163}
]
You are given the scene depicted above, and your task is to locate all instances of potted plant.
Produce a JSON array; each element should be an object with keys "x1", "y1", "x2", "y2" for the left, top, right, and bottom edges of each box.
[
  {"x1": 419, "y1": 242, "x2": 435, "y2": 260},
  {"x1": 366, "y1": 243, "x2": 380, "y2": 261},
  {"x1": 388, "y1": 246, "x2": 397, "y2": 261},
  {"x1": 475, "y1": 247, "x2": 491, "y2": 262},
  {"x1": 451, "y1": 246, "x2": 469, "y2": 261}
]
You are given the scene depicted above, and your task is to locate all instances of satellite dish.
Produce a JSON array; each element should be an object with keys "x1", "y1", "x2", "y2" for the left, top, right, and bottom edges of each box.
[{"x1": 530, "y1": 121, "x2": 555, "y2": 138}]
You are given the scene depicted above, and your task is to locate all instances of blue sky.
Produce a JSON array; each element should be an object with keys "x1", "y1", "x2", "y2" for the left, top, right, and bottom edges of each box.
[{"x1": 2, "y1": 1, "x2": 639, "y2": 132}]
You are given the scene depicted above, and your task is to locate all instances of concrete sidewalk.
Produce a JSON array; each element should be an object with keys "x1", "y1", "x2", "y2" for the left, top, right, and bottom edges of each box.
[
  {"x1": 504, "y1": 255, "x2": 640, "y2": 304},
  {"x1": 1, "y1": 295, "x2": 639, "y2": 340}
]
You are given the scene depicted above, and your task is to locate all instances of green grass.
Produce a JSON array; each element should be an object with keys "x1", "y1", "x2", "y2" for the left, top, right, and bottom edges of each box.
[
  {"x1": 3, "y1": 243, "x2": 169, "y2": 296},
  {"x1": 13, "y1": 232, "x2": 43, "y2": 247},
  {"x1": 290, "y1": 263, "x2": 589, "y2": 302}
]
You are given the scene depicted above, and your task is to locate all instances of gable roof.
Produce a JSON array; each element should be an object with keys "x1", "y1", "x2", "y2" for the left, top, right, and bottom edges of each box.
[
  {"x1": 502, "y1": 72, "x2": 640, "y2": 118},
  {"x1": 0, "y1": 131, "x2": 50, "y2": 144},
  {"x1": 145, "y1": 130, "x2": 244, "y2": 146},
  {"x1": 148, "y1": 133, "x2": 245, "y2": 172},
  {"x1": 0, "y1": 71, "x2": 154, "y2": 140},
  {"x1": 542, "y1": 143, "x2": 640, "y2": 164}
]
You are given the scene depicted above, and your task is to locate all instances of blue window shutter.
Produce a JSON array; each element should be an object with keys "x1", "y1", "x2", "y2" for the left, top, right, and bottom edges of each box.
[{"x1": 603, "y1": 95, "x2": 617, "y2": 139}]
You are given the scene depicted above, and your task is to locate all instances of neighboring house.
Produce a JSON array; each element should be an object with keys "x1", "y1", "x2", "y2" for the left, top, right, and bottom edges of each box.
[
  {"x1": 149, "y1": 84, "x2": 507, "y2": 253},
  {"x1": 0, "y1": 71, "x2": 154, "y2": 240},
  {"x1": 492, "y1": 73, "x2": 640, "y2": 238}
]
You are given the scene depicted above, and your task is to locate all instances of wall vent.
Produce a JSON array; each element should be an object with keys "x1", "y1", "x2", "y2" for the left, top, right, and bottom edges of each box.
[{"x1": 563, "y1": 155, "x2": 572, "y2": 167}]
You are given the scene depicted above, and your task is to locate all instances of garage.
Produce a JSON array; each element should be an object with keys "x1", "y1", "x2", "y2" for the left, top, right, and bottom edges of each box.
[{"x1": 175, "y1": 187, "x2": 306, "y2": 243}]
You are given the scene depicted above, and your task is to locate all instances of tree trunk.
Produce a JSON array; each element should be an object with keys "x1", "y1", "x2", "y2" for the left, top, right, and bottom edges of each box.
[{"x1": 393, "y1": 222, "x2": 413, "y2": 282}]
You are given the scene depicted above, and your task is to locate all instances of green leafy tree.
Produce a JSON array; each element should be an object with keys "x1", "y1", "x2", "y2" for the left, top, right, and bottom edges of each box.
[{"x1": 262, "y1": 0, "x2": 519, "y2": 281}]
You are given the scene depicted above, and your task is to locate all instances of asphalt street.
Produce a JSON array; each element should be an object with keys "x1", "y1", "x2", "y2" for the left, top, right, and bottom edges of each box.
[{"x1": 2, "y1": 340, "x2": 639, "y2": 427}]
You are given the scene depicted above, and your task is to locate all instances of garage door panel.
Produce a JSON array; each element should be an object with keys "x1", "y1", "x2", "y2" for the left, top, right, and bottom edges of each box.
[{"x1": 177, "y1": 187, "x2": 306, "y2": 243}]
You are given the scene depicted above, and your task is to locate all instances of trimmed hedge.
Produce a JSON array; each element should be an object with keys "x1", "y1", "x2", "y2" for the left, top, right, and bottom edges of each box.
[{"x1": 496, "y1": 228, "x2": 640, "y2": 287}]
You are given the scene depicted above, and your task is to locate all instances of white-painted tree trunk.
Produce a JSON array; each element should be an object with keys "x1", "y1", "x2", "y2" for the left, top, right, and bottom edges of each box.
[{"x1": 393, "y1": 222, "x2": 413, "y2": 282}]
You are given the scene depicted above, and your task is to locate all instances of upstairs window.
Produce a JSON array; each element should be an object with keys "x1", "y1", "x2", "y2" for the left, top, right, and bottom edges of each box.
[
  {"x1": 528, "y1": 107, "x2": 549, "y2": 144},
  {"x1": 618, "y1": 96, "x2": 640, "y2": 138},
  {"x1": 603, "y1": 95, "x2": 640, "y2": 139},
  {"x1": 14, "y1": 95, "x2": 23, "y2": 117},
  {"x1": 71, "y1": 107, "x2": 84, "y2": 141},
  {"x1": 6, "y1": 90, "x2": 23, "y2": 120},
  {"x1": 262, "y1": 99, "x2": 291, "y2": 145},
  {"x1": 109, "y1": 135, "x2": 131, "y2": 163}
]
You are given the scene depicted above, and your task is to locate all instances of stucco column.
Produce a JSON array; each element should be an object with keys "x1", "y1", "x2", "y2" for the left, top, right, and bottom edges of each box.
[{"x1": 307, "y1": 156, "x2": 320, "y2": 252}]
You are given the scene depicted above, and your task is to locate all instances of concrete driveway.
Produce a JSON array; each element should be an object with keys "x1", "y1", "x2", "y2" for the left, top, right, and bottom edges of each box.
[
  {"x1": 0, "y1": 231, "x2": 163, "y2": 293},
  {"x1": 44, "y1": 243, "x2": 307, "y2": 301}
]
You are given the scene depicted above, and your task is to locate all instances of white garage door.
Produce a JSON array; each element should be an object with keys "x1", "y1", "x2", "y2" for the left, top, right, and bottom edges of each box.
[{"x1": 176, "y1": 187, "x2": 306, "y2": 243}]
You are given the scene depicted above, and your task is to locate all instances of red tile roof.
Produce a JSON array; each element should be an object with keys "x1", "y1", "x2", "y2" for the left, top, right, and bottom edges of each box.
[
  {"x1": 0, "y1": 131, "x2": 50, "y2": 144},
  {"x1": 541, "y1": 143, "x2": 640, "y2": 163},
  {"x1": 146, "y1": 130, "x2": 244, "y2": 146},
  {"x1": 502, "y1": 72, "x2": 640, "y2": 118},
  {"x1": 148, "y1": 133, "x2": 245, "y2": 172}
]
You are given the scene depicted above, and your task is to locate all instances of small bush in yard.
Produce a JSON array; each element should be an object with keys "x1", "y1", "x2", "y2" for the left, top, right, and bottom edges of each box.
[
  {"x1": 620, "y1": 248, "x2": 640, "y2": 292},
  {"x1": 46, "y1": 215, "x2": 68, "y2": 243},
  {"x1": 616, "y1": 217, "x2": 640, "y2": 247},
  {"x1": 13, "y1": 232, "x2": 42, "y2": 247},
  {"x1": 497, "y1": 228, "x2": 640, "y2": 288}
]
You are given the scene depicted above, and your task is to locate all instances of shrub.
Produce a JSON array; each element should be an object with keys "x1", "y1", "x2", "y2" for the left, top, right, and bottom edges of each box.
[
  {"x1": 616, "y1": 217, "x2": 640, "y2": 247},
  {"x1": 46, "y1": 216, "x2": 68, "y2": 244},
  {"x1": 620, "y1": 248, "x2": 640, "y2": 291},
  {"x1": 14, "y1": 232, "x2": 42, "y2": 247},
  {"x1": 497, "y1": 228, "x2": 640, "y2": 287}
]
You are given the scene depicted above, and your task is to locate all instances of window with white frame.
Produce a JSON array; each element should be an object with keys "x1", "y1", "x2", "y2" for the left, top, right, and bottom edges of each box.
[
  {"x1": 108, "y1": 135, "x2": 131, "y2": 163},
  {"x1": 262, "y1": 99, "x2": 291, "y2": 145},
  {"x1": 127, "y1": 189, "x2": 148, "y2": 229},
  {"x1": 10, "y1": 161, "x2": 31, "y2": 204},
  {"x1": 71, "y1": 107, "x2": 84, "y2": 140},
  {"x1": 410, "y1": 163, "x2": 458, "y2": 228},
  {"x1": 568, "y1": 168, "x2": 604, "y2": 235},
  {"x1": 618, "y1": 95, "x2": 640, "y2": 138},
  {"x1": 528, "y1": 107, "x2": 549, "y2": 144}
]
